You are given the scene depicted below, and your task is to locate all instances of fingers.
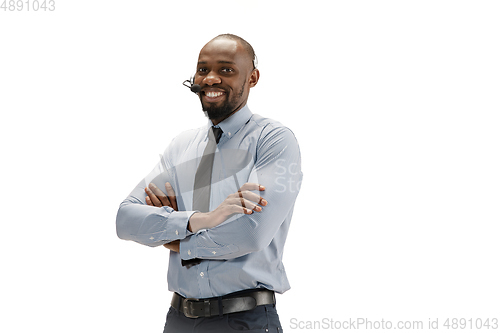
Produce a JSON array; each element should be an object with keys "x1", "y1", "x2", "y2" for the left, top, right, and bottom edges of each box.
[
  {"x1": 233, "y1": 183, "x2": 268, "y2": 215},
  {"x1": 145, "y1": 183, "x2": 171, "y2": 207},
  {"x1": 145, "y1": 186, "x2": 162, "y2": 206},
  {"x1": 238, "y1": 190, "x2": 245, "y2": 209},
  {"x1": 164, "y1": 182, "x2": 178, "y2": 211},
  {"x1": 227, "y1": 195, "x2": 265, "y2": 214},
  {"x1": 240, "y1": 197, "x2": 260, "y2": 214},
  {"x1": 223, "y1": 198, "x2": 255, "y2": 215},
  {"x1": 237, "y1": 183, "x2": 267, "y2": 209},
  {"x1": 144, "y1": 182, "x2": 178, "y2": 211},
  {"x1": 206, "y1": 183, "x2": 268, "y2": 225},
  {"x1": 238, "y1": 182, "x2": 266, "y2": 192},
  {"x1": 235, "y1": 190, "x2": 267, "y2": 207}
]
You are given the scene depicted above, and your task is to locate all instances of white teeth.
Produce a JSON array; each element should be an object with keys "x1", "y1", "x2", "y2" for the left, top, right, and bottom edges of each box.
[{"x1": 206, "y1": 91, "x2": 224, "y2": 98}]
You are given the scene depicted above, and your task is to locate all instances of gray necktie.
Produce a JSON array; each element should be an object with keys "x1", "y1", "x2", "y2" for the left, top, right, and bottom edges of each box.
[
  {"x1": 192, "y1": 126, "x2": 223, "y2": 213},
  {"x1": 183, "y1": 127, "x2": 222, "y2": 268}
]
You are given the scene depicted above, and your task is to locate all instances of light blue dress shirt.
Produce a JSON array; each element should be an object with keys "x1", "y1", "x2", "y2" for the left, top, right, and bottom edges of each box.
[{"x1": 116, "y1": 105, "x2": 302, "y2": 298}]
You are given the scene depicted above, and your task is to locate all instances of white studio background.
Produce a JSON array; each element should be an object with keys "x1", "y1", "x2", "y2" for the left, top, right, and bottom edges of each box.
[{"x1": 1, "y1": 1, "x2": 499, "y2": 332}]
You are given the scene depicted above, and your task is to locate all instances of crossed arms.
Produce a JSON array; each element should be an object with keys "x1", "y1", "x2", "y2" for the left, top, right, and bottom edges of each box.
[
  {"x1": 116, "y1": 126, "x2": 302, "y2": 260},
  {"x1": 144, "y1": 181, "x2": 267, "y2": 253}
]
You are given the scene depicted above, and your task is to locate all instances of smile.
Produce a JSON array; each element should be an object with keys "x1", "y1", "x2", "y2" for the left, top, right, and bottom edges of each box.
[
  {"x1": 205, "y1": 91, "x2": 225, "y2": 98},
  {"x1": 202, "y1": 89, "x2": 227, "y2": 103}
]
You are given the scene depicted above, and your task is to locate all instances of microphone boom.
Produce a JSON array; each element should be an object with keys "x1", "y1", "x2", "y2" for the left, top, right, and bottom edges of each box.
[{"x1": 183, "y1": 79, "x2": 201, "y2": 94}]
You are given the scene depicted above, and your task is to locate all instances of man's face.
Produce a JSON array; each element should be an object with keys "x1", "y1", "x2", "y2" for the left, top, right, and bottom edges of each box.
[{"x1": 195, "y1": 38, "x2": 258, "y2": 122}]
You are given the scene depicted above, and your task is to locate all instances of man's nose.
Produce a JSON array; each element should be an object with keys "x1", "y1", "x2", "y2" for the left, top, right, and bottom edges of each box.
[{"x1": 203, "y1": 71, "x2": 222, "y2": 85}]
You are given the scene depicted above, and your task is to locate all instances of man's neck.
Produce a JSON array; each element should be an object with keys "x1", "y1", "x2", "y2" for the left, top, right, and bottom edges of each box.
[{"x1": 211, "y1": 102, "x2": 246, "y2": 125}]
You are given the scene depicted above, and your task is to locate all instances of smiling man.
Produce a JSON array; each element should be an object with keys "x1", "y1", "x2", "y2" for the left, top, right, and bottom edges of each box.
[
  {"x1": 116, "y1": 34, "x2": 302, "y2": 332},
  {"x1": 197, "y1": 35, "x2": 257, "y2": 122}
]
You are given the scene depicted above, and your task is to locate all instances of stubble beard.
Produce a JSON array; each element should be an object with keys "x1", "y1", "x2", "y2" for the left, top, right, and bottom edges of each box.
[{"x1": 201, "y1": 83, "x2": 245, "y2": 120}]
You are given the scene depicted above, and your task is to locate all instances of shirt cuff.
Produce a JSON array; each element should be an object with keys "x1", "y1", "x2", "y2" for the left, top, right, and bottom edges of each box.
[
  {"x1": 179, "y1": 230, "x2": 239, "y2": 260},
  {"x1": 164, "y1": 210, "x2": 196, "y2": 241},
  {"x1": 180, "y1": 234, "x2": 198, "y2": 260}
]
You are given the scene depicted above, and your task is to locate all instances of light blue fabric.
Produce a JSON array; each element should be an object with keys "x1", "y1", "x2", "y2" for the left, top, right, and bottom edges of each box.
[{"x1": 116, "y1": 105, "x2": 302, "y2": 298}]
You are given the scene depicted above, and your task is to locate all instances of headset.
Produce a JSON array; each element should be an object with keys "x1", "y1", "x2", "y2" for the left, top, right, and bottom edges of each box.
[{"x1": 182, "y1": 73, "x2": 198, "y2": 92}]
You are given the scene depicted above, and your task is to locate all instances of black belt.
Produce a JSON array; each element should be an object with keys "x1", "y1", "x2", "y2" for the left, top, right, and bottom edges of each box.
[{"x1": 171, "y1": 289, "x2": 275, "y2": 319}]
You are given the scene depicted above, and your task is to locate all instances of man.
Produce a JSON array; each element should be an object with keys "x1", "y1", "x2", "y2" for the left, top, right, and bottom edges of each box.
[{"x1": 116, "y1": 34, "x2": 302, "y2": 332}]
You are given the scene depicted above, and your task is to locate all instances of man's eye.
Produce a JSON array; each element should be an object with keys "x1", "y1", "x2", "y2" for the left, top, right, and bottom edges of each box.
[
  {"x1": 221, "y1": 68, "x2": 234, "y2": 73},
  {"x1": 198, "y1": 68, "x2": 207, "y2": 73}
]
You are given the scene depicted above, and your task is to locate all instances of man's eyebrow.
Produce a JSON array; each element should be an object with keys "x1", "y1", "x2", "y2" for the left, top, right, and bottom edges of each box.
[
  {"x1": 197, "y1": 60, "x2": 236, "y2": 65},
  {"x1": 217, "y1": 60, "x2": 236, "y2": 65}
]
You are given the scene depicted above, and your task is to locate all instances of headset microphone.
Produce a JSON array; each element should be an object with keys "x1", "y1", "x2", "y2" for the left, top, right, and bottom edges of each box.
[
  {"x1": 190, "y1": 84, "x2": 201, "y2": 93},
  {"x1": 182, "y1": 79, "x2": 201, "y2": 94}
]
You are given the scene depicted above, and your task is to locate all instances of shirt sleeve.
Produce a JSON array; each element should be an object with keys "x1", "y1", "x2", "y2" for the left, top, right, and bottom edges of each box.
[
  {"x1": 116, "y1": 146, "x2": 196, "y2": 247},
  {"x1": 179, "y1": 125, "x2": 302, "y2": 260}
]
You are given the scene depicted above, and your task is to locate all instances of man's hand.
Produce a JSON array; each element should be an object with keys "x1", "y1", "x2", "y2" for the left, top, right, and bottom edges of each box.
[
  {"x1": 145, "y1": 182, "x2": 178, "y2": 210},
  {"x1": 144, "y1": 182, "x2": 179, "y2": 252},
  {"x1": 163, "y1": 240, "x2": 180, "y2": 252},
  {"x1": 188, "y1": 183, "x2": 267, "y2": 233}
]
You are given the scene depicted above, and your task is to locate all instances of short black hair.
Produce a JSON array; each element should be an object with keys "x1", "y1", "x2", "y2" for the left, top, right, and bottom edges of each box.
[{"x1": 212, "y1": 33, "x2": 257, "y2": 69}]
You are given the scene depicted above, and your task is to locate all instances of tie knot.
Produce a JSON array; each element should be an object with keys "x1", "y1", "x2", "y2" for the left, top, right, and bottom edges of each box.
[{"x1": 211, "y1": 126, "x2": 223, "y2": 144}]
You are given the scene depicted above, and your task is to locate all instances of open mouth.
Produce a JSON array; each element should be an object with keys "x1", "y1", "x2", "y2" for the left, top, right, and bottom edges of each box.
[{"x1": 202, "y1": 90, "x2": 226, "y2": 103}]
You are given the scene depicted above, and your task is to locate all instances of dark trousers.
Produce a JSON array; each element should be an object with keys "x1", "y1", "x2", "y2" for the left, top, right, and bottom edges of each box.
[{"x1": 163, "y1": 304, "x2": 283, "y2": 333}]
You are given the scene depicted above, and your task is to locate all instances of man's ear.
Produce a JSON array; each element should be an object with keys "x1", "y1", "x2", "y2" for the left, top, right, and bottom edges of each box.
[{"x1": 249, "y1": 69, "x2": 260, "y2": 88}]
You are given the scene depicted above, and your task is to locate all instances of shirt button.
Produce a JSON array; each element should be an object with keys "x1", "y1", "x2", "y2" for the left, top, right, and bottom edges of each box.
[
  {"x1": 187, "y1": 250, "x2": 191, "y2": 255},
  {"x1": 175, "y1": 230, "x2": 179, "y2": 236},
  {"x1": 200, "y1": 272, "x2": 204, "y2": 277}
]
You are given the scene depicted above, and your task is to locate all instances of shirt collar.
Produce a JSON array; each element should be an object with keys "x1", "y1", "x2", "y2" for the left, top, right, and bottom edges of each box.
[{"x1": 209, "y1": 104, "x2": 252, "y2": 140}]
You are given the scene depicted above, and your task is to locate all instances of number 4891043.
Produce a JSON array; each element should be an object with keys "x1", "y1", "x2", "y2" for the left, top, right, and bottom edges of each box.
[{"x1": 1, "y1": 0, "x2": 56, "y2": 11}]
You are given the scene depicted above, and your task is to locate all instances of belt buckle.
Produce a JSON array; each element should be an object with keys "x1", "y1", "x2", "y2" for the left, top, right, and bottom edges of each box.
[{"x1": 183, "y1": 298, "x2": 200, "y2": 319}]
